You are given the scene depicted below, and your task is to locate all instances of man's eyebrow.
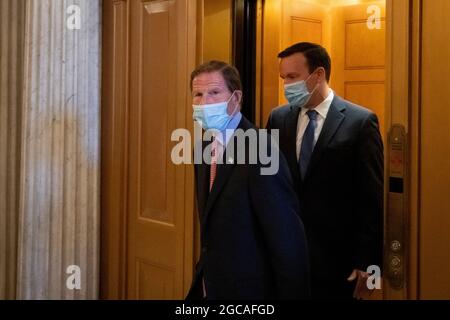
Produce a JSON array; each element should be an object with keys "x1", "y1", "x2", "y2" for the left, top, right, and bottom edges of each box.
[
  {"x1": 192, "y1": 86, "x2": 222, "y2": 94},
  {"x1": 280, "y1": 72, "x2": 298, "y2": 79}
]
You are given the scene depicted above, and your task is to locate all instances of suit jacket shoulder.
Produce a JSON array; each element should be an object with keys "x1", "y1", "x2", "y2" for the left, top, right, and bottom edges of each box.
[
  {"x1": 268, "y1": 95, "x2": 378, "y2": 123},
  {"x1": 266, "y1": 103, "x2": 291, "y2": 129},
  {"x1": 270, "y1": 103, "x2": 291, "y2": 117},
  {"x1": 335, "y1": 96, "x2": 378, "y2": 123}
]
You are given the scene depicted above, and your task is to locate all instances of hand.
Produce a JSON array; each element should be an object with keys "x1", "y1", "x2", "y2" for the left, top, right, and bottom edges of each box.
[{"x1": 347, "y1": 269, "x2": 374, "y2": 300}]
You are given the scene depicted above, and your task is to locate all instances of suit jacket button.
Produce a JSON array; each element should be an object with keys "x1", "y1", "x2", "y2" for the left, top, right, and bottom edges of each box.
[{"x1": 202, "y1": 247, "x2": 207, "y2": 253}]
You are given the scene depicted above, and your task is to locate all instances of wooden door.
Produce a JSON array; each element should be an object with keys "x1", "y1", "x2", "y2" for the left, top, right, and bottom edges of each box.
[
  {"x1": 101, "y1": 0, "x2": 196, "y2": 299},
  {"x1": 403, "y1": 0, "x2": 450, "y2": 299},
  {"x1": 330, "y1": 1, "x2": 386, "y2": 138}
]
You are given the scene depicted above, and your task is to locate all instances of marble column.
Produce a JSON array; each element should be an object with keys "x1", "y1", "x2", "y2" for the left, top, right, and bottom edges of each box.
[
  {"x1": 16, "y1": 0, "x2": 101, "y2": 299},
  {"x1": 0, "y1": 0, "x2": 25, "y2": 300}
]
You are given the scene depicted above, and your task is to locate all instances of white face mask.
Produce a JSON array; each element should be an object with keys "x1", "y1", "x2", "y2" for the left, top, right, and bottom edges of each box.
[
  {"x1": 284, "y1": 72, "x2": 318, "y2": 107},
  {"x1": 192, "y1": 91, "x2": 238, "y2": 131}
]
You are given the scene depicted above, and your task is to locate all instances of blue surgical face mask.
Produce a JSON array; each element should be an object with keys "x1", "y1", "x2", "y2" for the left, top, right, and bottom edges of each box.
[
  {"x1": 284, "y1": 72, "x2": 317, "y2": 107},
  {"x1": 193, "y1": 91, "x2": 238, "y2": 131}
]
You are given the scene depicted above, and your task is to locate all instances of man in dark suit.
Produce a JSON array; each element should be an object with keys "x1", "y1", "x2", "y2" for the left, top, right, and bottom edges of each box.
[
  {"x1": 186, "y1": 60, "x2": 310, "y2": 300},
  {"x1": 266, "y1": 43, "x2": 384, "y2": 299}
]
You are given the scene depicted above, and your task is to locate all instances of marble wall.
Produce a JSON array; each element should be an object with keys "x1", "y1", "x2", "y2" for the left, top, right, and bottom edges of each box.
[{"x1": 0, "y1": 0, "x2": 101, "y2": 299}]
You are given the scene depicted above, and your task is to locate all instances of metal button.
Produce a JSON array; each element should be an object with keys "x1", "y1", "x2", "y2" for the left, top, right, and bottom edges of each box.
[
  {"x1": 390, "y1": 256, "x2": 401, "y2": 268},
  {"x1": 390, "y1": 240, "x2": 402, "y2": 252}
]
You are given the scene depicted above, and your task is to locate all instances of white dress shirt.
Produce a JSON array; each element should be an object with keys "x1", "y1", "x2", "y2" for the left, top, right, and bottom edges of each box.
[{"x1": 296, "y1": 90, "x2": 334, "y2": 160}]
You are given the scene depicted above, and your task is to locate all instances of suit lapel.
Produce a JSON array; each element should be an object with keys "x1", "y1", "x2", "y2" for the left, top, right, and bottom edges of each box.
[
  {"x1": 196, "y1": 140, "x2": 211, "y2": 222},
  {"x1": 201, "y1": 116, "x2": 252, "y2": 229},
  {"x1": 304, "y1": 96, "x2": 346, "y2": 181},
  {"x1": 284, "y1": 105, "x2": 302, "y2": 186},
  {"x1": 202, "y1": 156, "x2": 236, "y2": 225}
]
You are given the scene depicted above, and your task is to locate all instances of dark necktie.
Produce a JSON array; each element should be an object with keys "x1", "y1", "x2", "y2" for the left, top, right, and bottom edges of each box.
[{"x1": 299, "y1": 110, "x2": 318, "y2": 179}]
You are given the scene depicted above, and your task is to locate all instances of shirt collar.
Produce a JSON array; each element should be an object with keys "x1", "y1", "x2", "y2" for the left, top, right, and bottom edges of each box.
[{"x1": 301, "y1": 89, "x2": 334, "y2": 119}]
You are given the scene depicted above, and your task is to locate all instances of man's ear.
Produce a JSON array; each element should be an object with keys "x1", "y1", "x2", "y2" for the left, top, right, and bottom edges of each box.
[
  {"x1": 317, "y1": 67, "x2": 326, "y2": 82},
  {"x1": 234, "y1": 90, "x2": 243, "y2": 105}
]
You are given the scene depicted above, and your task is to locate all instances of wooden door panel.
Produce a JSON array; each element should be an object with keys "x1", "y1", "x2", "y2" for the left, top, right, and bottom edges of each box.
[
  {"x1": 136, "y1": 259, "x2": 175, "y2": 299},
  {"x1": 128, "y1": 0, "x2": 182, "y2": 299},
  {"x1": 345, "y1": 81, "x2": 386, "y2": 136},
  {"x1": 290, "y1": 17, "x2": 322, "y2": 45},
  {"x1": 419, "y1": 0, "x2": 450, "y2": 299},
  {"x1": 333, "y1": 1, "x2": 386, "y2": 137},
  {"x1": 101, "y1": 0, "x2": 129, "y2": 299},
  {"x1": 139, "y1": 0, "x2": 176, "y2": 224},
  {"x1": 102, "y1": 0, "x2": 196, "y2": 300},
  {"x1": 345, "y1": 20, "x2": 385, "y2": 69}
]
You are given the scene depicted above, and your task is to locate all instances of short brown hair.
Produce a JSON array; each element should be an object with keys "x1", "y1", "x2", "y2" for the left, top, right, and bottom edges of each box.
[
  {"x1": 190, "y1": 60, "x2": 242, "y2": 93},
  {"x1": 278, "y1": 42, "x2": 331, "y2": 82}
]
